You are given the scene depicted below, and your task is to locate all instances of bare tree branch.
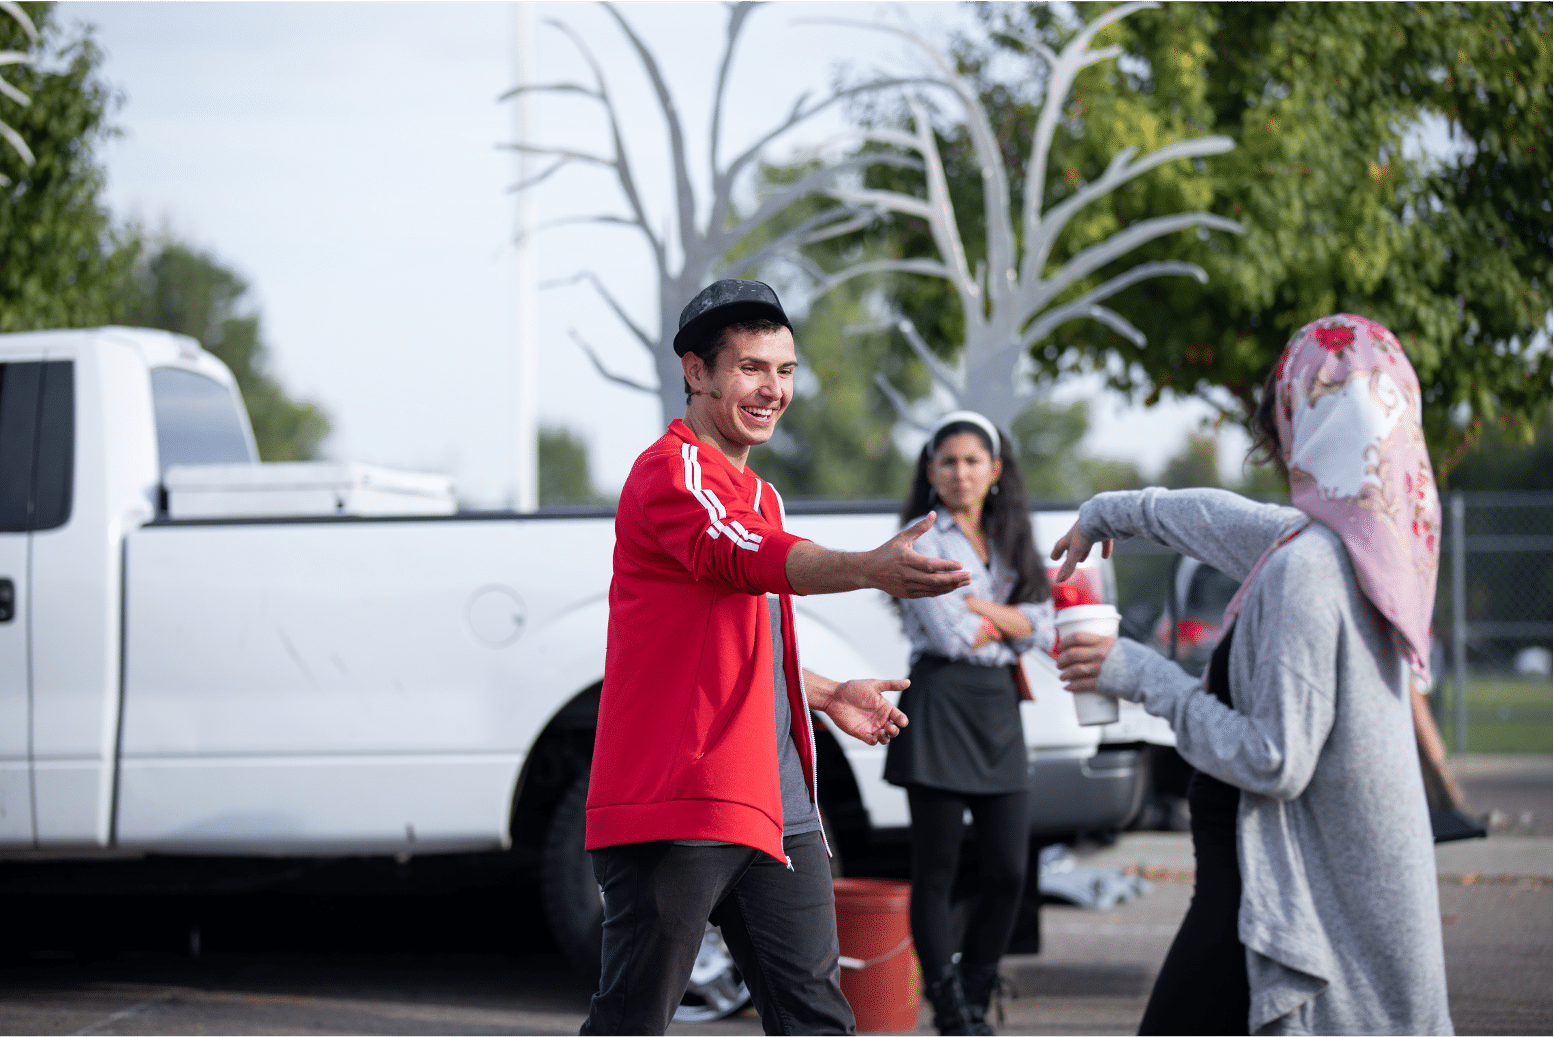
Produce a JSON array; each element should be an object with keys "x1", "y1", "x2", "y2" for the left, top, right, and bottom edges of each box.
[
  {"x1": 1020, "y1": 261, "x2": 1208, "y2": 348},
  {"x1": 544, "y1": 17, "x2": 667, "y2": 273},
  {"x1": 815, "y1": 2, "x2": 1237, "y2": 429},
  {"x1": 1023, "y1": 1, "x2": 1157, "y2": 251},
  {"x1": 826, "y1": 185, "x2": 936, "y2": 222},
  {"x1": 1039, "y1": 212, "x2": 1242, "y2": 303},
  {"x1": 719, "y1": 76, "x2": 937, "y2": 189},
  {"x1": 505, "y1": 155, "x2": 578, "y2": 193},
  {"x1": 874, "y1": 372, "x2": 922, "y2": 427},
  {"x1": 722, "y1": 207, "x2": 873, "y2": 280},
  {"x1": 602, "y1": 3, "x2": 699, "y2": 268},
  {"x1": 0, "y1": 1, "x2": 35, "y2": 175},
  {"x1": 0, "y1": 2, "x2": 37, "y2": 43},
  {"x1": 498, "y1": 81, "x2": 600, "y2": 102},
  {"x1": 1084, "y1": 305, "x2": 1147, "y2": 347},
  {"x1": 545, "y1": 270, "x2": 656, "y2": 350},
  {"x1": 709, "y1": 2, "x2": 757, "y2": 177},
  {"x1": 1023, "y1": 135, "x2": 1235, "y2": 282},
  {"x1": 515, "y1": 213, "x2": 640, "y2": 248},
  {"x1": 721, "y1": 153, "x2": 912, "y2": 247},
  {"x1": 499, "y1": 142, "x2": 613, "y2": 167},
  {"x1": 893, "y1": 313, "x2": 964, "y2": 395},
  {"x1": 569, "y1": 329, "x2": 659, "y2": 395},
  {"x1": 813, "y1": 258, "x2": 957, "y2": 298}
]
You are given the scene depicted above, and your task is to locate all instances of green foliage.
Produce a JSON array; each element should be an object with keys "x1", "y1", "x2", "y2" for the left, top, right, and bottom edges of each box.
[
  {"x1": 1447, "y1": 414, "x2": 1552, "y2": 491},
  {"x1": 1157, "y1": 432, "x2": 1224, "y2": 490},
  {"x1": 0, "y1": 3, "x2": 131, "y2": 331},
  {"x1": 118, "y1": 241, "x2": 330, "y2": 462},
  {"x1": 973, "y1": 1, "x2": 1552, "y2": 476},
  {"x1": 1011, "y1": 399, "x2": 1091, "y2": 500},
  {"x1": 539, "y1": 425, "x2": 605, "y2": 505}
]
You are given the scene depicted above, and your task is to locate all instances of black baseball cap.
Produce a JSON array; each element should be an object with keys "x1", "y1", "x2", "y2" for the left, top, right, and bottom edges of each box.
[{"x1": 672, "y1": 279, "x2": 791, "y2": 356}]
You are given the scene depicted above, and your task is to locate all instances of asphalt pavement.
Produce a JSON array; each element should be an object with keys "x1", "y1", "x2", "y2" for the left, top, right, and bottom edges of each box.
[{"x1": 0, "y1": 755, "x2": 1547, "y2": 1036}]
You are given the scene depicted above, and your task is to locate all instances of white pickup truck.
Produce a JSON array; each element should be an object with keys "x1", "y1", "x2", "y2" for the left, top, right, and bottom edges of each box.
[{"x1": 0, "y1": 326, "x2": 1161, "y2": 977}]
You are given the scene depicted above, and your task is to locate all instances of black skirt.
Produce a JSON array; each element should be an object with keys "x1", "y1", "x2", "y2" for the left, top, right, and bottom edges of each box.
[{"x1": 883, "y1": 654, "x2": 1026, "y2": 795}]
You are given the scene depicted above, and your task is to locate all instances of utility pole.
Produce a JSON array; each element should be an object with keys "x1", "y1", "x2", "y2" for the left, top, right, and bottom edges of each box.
[{"x1": 512, "y1": 0, "x2": 539, "y2": 512}]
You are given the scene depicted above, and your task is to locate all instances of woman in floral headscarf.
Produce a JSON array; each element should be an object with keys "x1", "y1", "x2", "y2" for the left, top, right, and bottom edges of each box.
[{"x1": 1051, "y1": 315, "x2": 1453, "y2": 1035}]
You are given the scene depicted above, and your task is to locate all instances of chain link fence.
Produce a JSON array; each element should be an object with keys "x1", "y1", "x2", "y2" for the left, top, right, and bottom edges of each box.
[{"x1": 1434, "y1": 491, "x2": 1553, "y2": 754}]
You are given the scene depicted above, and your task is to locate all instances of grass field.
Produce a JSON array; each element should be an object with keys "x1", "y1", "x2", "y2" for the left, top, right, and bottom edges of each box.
[{"x1": 1438, "y1": 675, "x2": 1553, "y2": 754}]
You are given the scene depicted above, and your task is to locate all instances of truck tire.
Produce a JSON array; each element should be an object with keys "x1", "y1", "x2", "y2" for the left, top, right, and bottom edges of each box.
[
  {"x1": 540, "y1": 772, "x2": 753, "y2": 1023},
  {"x1": 540, "y1": 771, "x2": 603, "y2": 975}
]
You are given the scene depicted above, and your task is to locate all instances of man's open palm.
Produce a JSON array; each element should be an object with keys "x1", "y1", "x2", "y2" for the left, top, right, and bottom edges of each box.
[{"x1": 823, "y1": 679, "x2": 909, "y2": 746}]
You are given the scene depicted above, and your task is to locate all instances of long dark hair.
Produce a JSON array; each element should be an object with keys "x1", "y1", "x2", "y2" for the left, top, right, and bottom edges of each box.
[
  {"x1": 1247, "y1": 363, "x2": 1288, "y2": 483},
  {"x1": 899, "y1": 420, "x2": 1051, "y2": 604}
]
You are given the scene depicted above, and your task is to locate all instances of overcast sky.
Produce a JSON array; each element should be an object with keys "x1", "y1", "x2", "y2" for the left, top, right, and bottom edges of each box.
[{"x1": 67, "y1": 0, "x2": 1249, "y2": 506}]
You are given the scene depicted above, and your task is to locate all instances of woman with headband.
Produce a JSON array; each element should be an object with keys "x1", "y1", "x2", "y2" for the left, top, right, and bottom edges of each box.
[
  {"x1": 884, "y1": 411, "x2": 1055, "y2": 1035},
  {"x1": 1052, "y1": 315, "x2": 1452, "y2": 1034}
]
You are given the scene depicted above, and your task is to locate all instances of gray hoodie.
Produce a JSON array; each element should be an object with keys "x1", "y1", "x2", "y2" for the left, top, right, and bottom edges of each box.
[{"x1": 1081, "y1": 487, "x2": 1452, "y2": 1036}]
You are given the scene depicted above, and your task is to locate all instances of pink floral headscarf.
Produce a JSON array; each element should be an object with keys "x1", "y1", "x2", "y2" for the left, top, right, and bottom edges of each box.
[{"x1": 1225, "y1": 314, "x2": 1441, "y2": 687}]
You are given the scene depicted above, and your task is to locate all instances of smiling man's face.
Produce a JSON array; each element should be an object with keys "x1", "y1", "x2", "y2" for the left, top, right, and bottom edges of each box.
[{"x1": 682, "y1": 324, "x2": 796, "y2": 468}]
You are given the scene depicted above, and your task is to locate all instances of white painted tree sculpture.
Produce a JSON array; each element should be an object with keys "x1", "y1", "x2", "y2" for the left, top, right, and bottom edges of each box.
[
  {"x1": 503, "y1": 2, "x2": 919, "y2": 426},
  {"x1": 0, "y1": 0, "x2": 38, "y2": 186},
  {"x1": 821, "y1": 1, "x2": 1243, "y2": 432}
]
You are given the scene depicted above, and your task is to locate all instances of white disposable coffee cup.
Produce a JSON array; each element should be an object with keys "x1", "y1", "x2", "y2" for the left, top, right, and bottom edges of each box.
[{"x1": 1054, "y1": 604, "x2": 1122, "y2": 726}]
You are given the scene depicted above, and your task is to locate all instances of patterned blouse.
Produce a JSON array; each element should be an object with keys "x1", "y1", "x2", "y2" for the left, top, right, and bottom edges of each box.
[{"x1": 899, "y1": 511, "x2": 1057, "y2": 667}]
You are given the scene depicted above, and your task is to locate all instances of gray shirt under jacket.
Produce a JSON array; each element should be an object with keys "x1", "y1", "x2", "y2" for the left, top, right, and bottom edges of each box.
[
  {"x1": 771, "y1": 597, "x2": 822, "y2": 838},
  {"x1": 1080, "y1": 488, "x2": 1452, "y2": 1037}
]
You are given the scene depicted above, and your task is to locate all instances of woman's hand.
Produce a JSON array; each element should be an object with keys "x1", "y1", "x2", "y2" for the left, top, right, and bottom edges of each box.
[
  {"x1": 1049, "y1": 521, "x2": 1112, "y2": 584},
  {"x1": 965, "y1": 595, "x2": 1034, "y2": 641},
  {"x1": 971, "y1": 615, "x2": 1002, "y2": 649},
  {"x1": 1057, "y1": 632, "x2": 1118, "y2": 693}
]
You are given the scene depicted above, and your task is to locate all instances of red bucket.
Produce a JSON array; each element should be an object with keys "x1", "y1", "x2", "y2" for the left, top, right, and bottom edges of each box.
[{"x1": 833, "y1": 878, "x2": 920, "y2": 1033}]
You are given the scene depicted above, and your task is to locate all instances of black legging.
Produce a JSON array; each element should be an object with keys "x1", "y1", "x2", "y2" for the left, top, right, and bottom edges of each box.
[
  {"x1": 1136, "y1": 773, "x2": 1250, "y2": 1035},
  {"x1": 906, "y1": 784, "x2": 1029, "y2": 976}
]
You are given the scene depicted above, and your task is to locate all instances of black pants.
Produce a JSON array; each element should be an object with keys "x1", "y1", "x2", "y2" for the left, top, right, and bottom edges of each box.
[
  {"x1": 906, "y1": 785, "x2": 1029, "y2": 978},
  {"x1": 1137, "y1": 776, "x2": 1251, "y2": 1035},
  {"x1": 581, "y1": 829, "x2": 854, "y2": 1036}
]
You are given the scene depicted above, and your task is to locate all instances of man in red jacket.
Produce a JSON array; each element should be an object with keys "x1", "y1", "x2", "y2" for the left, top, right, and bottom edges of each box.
[{"x1": 581, "y1": 280, "x2": 970, "y2": 1035}]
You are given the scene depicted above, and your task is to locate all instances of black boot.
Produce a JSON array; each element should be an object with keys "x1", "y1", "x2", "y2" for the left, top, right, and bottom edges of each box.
[
  {"x1": 925, "y1": 964, "x2": 976, "y2": 1035},
  {"x1": 959, "y1": 961, "x2": 1003, "y2": 1035}
]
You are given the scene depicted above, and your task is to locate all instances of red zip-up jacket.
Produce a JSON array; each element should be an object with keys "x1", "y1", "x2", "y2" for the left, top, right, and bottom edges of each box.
[{"x1": 585, "y1": 420, "x2": 817, "y2": 864}]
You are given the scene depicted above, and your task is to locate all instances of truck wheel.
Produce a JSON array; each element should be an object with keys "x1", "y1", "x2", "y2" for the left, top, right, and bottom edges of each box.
[
  {"x1": 541, "y1": 772, "x2": 603, "y2": 975},
  {"x1": 540, "y1": 772, "x2": 753, "y2": 1023}
]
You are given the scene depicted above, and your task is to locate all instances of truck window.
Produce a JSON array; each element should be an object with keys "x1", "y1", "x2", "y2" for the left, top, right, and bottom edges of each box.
[
  {"x1": 0, "y1": 361, "x2": 74, "y2": 532},
  {"x1": 151, "y1": 367, "x2": 255, "y2": 472}
]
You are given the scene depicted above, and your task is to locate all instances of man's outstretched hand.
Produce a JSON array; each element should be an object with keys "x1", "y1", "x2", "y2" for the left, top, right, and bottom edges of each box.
[
  {"x1": 785, "y1": 511, "x2": 969, "y2": 597},
  {"x1": 863, "y1": 512, "x2": 970, "y2": 598},
  {"x1": 805, "y1": 672, "x2": 908, "y2": 747}
]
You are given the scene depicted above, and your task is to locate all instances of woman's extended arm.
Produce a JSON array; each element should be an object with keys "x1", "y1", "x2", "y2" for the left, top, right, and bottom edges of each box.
[
  {"x1": 1069, "y1": 487, "x2": 1304, "y2": 583},
  {"x1": 1058, "y1": 540, "x2": 1340, "y2": 801}
]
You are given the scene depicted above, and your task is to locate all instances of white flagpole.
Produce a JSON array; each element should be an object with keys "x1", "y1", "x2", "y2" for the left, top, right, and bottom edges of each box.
[{"x1": 512, "y1": 0, "x2": 539, "y2": 512}]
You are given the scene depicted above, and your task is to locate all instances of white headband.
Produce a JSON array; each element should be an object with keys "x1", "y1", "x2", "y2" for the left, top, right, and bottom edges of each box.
[{"x1": 929, "y1": 410, "x2": 1001, "y2": 457}]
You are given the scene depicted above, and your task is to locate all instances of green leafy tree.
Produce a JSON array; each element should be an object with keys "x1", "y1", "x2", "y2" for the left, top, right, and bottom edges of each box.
[
  {"x1": 1157, "y1": 431, "x2": 1223, "y2": 490},
  {"x1": 539, "y1": 425, "x2": 606, "y2": 505},
  {"x1": 0, "y1": 2, "x2": 130, "y2": 331},
  {"x1": 972, "y1": 1, "x2": 1551, "y2": 476},
  {"x1": 1447, "y1": 415, "x2": 1552, "y2": 491},
  {"x1": 118, "y1": 241, "x2": 329, "y2": 462}
]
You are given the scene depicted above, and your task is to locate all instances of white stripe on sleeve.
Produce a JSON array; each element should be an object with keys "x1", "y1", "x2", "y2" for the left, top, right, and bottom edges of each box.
[{"x1": 681, "y1": 443, "x2": 762, "y2": 552}]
